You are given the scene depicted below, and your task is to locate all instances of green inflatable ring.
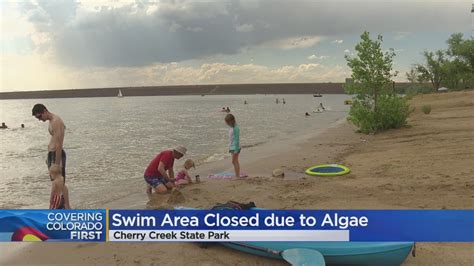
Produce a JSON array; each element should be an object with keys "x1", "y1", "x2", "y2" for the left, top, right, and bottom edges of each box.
[{"x1": 305, "y1": 164, "x2": 350, "y2": 176}]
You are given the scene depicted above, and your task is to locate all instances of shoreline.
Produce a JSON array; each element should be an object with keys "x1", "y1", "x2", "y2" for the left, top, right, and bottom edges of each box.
[
  {"x1": 100, "y1": 116, "x2": 349, "y2": 209},
  {"x1": 0, "y1": 116, "x2": 356, "y2": 266},
  {"x1": 1, "y1": 91, "x2": 473, "y2": 265}
]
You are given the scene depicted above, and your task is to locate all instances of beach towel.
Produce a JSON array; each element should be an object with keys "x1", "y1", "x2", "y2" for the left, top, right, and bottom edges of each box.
[{"x1": 208, "y1": 172, "x2": 248, "y2": 179}]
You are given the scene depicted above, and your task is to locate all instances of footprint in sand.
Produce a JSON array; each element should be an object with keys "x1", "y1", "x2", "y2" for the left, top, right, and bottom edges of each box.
[
  {"x1": 146, "y1": 193, "x2": 167, "y2": 206},
  {"x1": 189, "y1": 188, "x2": 202, "y2": 193},
  {"x1": 133, "y1": 258, "x2": 160, "y2": 266},
  {"x1": 167, "y1": 189, "x2": 186, "y2": 204},
  {"x1": 76, "y1": 243, "x2": 99, "y2": 249},
  {"x1": 146, "y1": 190, "x2": 186, "y2": 209}
]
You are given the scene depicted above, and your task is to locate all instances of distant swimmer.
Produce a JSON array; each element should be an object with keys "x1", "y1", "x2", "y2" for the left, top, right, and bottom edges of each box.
[
  {"x1": 21, "y1": 124, "x2": 25, "y2": 128},
  {"x1": 226, "y1": 107, "x2": 231, "y2": 112},
  {"x1": 221, "y1": 107, "x2": 227, "y2": 112},
  {"x1": 0, "y1": 122, "x2": 7, "y2": 129},
  {"x1": 282, "y1": 98, "x2": 286, "y2": 104},
  {"x1": 244, "y1": 100, "x2": 248, "y2": 104},
  {"x1": 144, "y1": 146, "x2": 187, "y2": 193},
  {"x1": 319, "y1": 103, "x2": 326, "y2": 111},
  {"x1": 276, "y1": 98, "x2": 279, "y2": 104},
  {"x1": 305, "y1": 112, "x2": 310, "y2": 116},
  {"x1": 32, "y1": 104, "x2": 70, "y2": 209}
]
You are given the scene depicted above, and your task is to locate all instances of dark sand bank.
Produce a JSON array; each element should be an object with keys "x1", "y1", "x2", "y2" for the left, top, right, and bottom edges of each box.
[{"x1": 0, "y1": 82, "x2": 411, "y2": 99}]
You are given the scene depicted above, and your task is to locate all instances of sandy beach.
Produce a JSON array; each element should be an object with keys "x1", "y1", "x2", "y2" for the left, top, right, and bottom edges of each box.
[{"x1": 1, "y1": 91, "x2": 473, "y2": 265}]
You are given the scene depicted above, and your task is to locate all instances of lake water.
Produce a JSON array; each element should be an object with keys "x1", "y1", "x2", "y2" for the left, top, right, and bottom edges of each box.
[{"x1": 0, "y1": 94, "x2": 350, "y2": 208}]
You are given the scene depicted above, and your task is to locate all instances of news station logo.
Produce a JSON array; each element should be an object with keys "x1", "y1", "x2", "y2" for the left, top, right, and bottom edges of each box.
[{"x1": 0, "y1": 210, "x2": 106, "y2": 242}]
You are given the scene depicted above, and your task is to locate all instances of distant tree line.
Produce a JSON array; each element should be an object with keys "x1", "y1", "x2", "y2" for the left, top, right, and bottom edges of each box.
[{"x1": 407, "y1": 33, "x2": 474, "y2": 92}]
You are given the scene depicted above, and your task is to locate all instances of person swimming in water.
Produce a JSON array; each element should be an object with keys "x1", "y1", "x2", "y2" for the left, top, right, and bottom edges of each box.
[
  {"x1": 1, "y1": 122, "x2": 8, "y2": 129},
  {"x1": 319, "y1": 103, "x2": 326, "y2": 111}
]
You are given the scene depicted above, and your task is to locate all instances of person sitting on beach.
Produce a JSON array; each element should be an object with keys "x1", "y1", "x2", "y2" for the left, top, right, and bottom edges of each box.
[
  {"x1": 144, "y1": 146, "x2": 187, "y2": 193},
  {"x1": 225, "y1": 114, "x2": 241, "y2": 178},
  {"x1": 175, "y1": 159, "x2": 196, "y2": 186},
  {"x1": 1, "y1": 122, "x2": 7, "y2": 129}
]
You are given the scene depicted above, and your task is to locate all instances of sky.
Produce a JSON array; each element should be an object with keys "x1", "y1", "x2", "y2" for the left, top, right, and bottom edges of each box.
[{"x1": 0, "y1": 0, "x2": 472, "y2": 92}]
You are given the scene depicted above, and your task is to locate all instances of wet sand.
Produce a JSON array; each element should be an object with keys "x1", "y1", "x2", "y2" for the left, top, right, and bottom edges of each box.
[{"x1": 1, "y1": 91, "x2": 473, "y2": 265}]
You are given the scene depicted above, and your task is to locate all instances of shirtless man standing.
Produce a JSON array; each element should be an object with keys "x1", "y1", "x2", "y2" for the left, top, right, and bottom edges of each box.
[{"x1": 32, "y1": 104, "x2": 71, "y2": 209}]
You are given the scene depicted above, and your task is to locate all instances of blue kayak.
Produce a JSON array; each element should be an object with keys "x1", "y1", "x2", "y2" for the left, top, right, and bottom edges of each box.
[
  {"x1": 175, "y1": 207, "x2": 414, "y2": 265},
  {"x1": 221, "y1": 241, "x2": 413, "y2": 265}
]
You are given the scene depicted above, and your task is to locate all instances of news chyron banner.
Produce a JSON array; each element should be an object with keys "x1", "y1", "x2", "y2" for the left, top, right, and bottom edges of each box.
[{"x1": 0, "y1": 209, "x2": 473, "y2": 242}]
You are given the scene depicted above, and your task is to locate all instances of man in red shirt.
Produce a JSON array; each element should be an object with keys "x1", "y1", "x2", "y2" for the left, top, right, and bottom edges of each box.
[{"x1": 144, "y1": 146, "x2": 187, "y2": 193}]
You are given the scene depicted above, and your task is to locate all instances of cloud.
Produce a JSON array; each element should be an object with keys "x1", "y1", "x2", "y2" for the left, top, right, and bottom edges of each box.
[
  {"x1": 308, "y1": 54, "x2": 330, "y2": 60},
  {"x1": 235, "y1": 23, "x2": 254, "y2": 32},
  {"x1": 331, "y1": 39, "x2": 343, "y2": 44},
  {"x1": 0, "y1": 53, "x2": 348, "y2": 91},
  {"x1": 130, "y1": 62, "x2": 335, "y2": 84},
  {"x1": 138, "y1": 62, "x2": 335, "y2": 85},
  {"x1": 393, "y1": 31, "x2": 411, "y2": 40},
  {"x1": 9, "y1": 0, "x2": 469, "y2": 68},
  {"x1": 262, "y1": 36, "x2": 323, "y2": 50},
  {"x1": 343, "y1": 49, "x2": 355, "y2": 56}
]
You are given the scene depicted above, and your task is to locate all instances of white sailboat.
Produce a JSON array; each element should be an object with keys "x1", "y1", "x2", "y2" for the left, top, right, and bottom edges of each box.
[{"x1": 117, "y1": 89, "x2": 123, "y2": 98}]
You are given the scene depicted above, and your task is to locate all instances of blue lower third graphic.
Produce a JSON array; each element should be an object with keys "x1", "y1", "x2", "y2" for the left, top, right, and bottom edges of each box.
[
  {"x1": 1, "y1": 209, "x2": 472, "y2": 242},
  {"x1": 108, "y1": 209, "x2": 474, "y2": 242}
]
